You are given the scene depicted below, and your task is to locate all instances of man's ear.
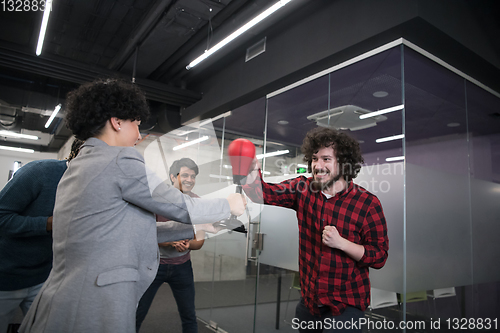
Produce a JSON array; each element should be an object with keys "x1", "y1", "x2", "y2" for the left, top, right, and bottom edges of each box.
[{"x1": 169, "y1": 174, "x2": 176, "y2": 185}]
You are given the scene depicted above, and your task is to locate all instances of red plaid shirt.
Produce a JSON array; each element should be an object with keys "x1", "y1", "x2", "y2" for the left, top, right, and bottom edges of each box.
[{"x1": 243, "y1": 172, "x2": 388, "y2": 316}]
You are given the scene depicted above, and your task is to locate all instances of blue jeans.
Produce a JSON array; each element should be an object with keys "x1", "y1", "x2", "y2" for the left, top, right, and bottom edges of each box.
[
  {"x1": 294, "y1": 298, "x2": 364, "y2": 333},
  {"x1": 0, "y1": 282, "x2": 44, "y2": 333},
  {"x1": 136, "y1": 260, "x2": 197, "y2": 333}
]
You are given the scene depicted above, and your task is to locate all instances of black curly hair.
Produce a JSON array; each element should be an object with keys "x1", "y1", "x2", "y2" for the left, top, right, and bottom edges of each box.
[
  {"x1": 301, "y1": 127, "x2": 364, "y2": 182},
  {"x1": 169, "y1": 158, "x2": 199, "y2": 184},
  {"x1": 65, "y1": 79, "x2": 150, "y2": 140}
]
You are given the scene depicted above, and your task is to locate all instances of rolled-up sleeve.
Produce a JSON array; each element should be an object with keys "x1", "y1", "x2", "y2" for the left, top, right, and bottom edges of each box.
[{"x1": 357, "y1": 202, "x2": 389, "y2": 268}]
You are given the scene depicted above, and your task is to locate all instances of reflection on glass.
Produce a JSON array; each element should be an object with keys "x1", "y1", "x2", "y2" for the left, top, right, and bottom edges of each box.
[{"x1": 136, "y1": 43, "x2": 500, "y2": 332}]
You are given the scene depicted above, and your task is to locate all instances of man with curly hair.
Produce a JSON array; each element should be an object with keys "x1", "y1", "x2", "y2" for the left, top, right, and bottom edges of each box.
[{"x1": 243, "y1": 127, "x2": 388, "y2": 333}]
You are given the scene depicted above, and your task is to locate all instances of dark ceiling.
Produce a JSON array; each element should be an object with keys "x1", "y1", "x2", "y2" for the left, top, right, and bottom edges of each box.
[
  {"x1": 0, "y1": 0, "x2": 303, "y2": 152},
  {"x1": 0, "y1": 0, "x2": 499, "y2": 157}
]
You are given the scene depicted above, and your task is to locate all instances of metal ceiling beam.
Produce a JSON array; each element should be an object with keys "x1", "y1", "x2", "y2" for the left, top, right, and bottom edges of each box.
[
  {"x1": 107, "y1": 0, "x2": 178, "y2": 71},
  {"x1": 148, "y1": 0, "x2": 250, "y2": 82},
  {"x1": 0, "y1": 46, "x2": 201, "y2": 107}
]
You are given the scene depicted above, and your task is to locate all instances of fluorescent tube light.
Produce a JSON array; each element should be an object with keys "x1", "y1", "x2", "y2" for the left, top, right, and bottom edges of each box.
[
  {"x1": 0, "y1": 130, "x2": 39, "y2": 140},
  {"x1": 13, "y1": 161, "x2": 22, "y2": 173},
  {"x1": 256, "y1": 149, "x2": 289, "y2": 159},
  {"x1": 45, "y1": 104, "x2": 61, "y2": 128},
  {"x1": 359, "y1": 104, "x2": 404, "y2": 119},
  {"x1": 385, "y1": 156, "x2": 405, "y2": 162},
  {"x1": 198, "y1": 111, "x2": 232, "y2": 127},
  {"x1": 186, "y1": 0, "x2": 293, "y2": 70},
  {"x1": 209, "y1": 174, "x2": 232, "y2": 180},
  {"x1": 173, "y1": 136, "x2": 209, "y2": 151},
  {"x1": 174, "y1": 111, "x2": 232, "y2": 136},
  {"x1": 0, "y1": 145, "x2": 35, "y2": 153},
  {"x1": 376, "y1": 134, "x2": 405, "y2": 143},
  {"x1": 36, "y1": 0, "x2": 53, "y2": 56},
  {"x1": 297, "y1": 164, "x2": 308, "y2": 168},
  {"x1": 262, "y1": 171, "x2": 271, "y2": 175}
]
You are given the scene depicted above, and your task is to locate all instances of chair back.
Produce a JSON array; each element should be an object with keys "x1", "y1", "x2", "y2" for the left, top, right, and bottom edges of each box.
[
  {"x1": 429, "y1": 287, "x2": 456, "y2": 299},
  {"x1": 370, "y1": 288, "x2": 398, "y2": 309}
]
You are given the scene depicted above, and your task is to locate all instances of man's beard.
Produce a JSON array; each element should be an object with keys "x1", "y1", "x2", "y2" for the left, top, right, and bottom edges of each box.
[{"x1": 311, "y1": 172, "x2": 342, "y2": 192}]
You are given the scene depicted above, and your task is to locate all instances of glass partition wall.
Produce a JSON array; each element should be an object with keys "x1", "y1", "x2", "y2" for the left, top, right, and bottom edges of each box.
[{"x1": 138, "y1": 42, "x2": 500, "y2": 332}]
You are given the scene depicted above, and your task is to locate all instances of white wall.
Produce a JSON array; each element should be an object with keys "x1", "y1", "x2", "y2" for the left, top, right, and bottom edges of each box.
[
  {"x1": 0, "y1": 136, "x2": 77, "y2": 189},
  {"x1": 0, "y1": 150, "x2": 58, "y2": 189}
]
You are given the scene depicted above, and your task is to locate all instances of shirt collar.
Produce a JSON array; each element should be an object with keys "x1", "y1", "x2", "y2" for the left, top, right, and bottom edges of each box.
[
  {"x1": 82, "y1": 137, "x2": 108, "y2": 148},
  {"x1": 322, "y1": 180, "x2": 354, "y2": 199}
]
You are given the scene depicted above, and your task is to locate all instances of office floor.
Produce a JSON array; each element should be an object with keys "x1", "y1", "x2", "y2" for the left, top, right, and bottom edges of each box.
[
  {"x1": 139, "y1": 273, "x2": 300, "y2": 333},
  {"x1": 140, "y1": 280, "x2": 476, "y2": 333}
]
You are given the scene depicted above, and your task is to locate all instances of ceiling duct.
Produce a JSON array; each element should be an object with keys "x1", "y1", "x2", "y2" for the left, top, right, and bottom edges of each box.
[
  {"x1": 153, "y1": 103, "x2": 182, "y2": 133},
  {"x1": 0, "y1": 103, "x2": 22, "y2": 130},
  {"x1": 307, "y1": 105, "x2": 387, "y2": 131}
]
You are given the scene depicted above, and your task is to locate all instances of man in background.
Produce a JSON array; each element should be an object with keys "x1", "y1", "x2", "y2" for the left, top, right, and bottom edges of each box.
[
  {"x1": 0, "y1": 138, "x2": 83, "y2": 333},
  {"x1": 136, "y1": 157, "x2": 205, "y2": 333}
]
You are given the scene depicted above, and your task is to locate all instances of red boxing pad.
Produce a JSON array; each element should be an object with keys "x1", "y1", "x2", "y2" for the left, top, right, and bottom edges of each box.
[{"x1": 228, "y1": 138, "x2": 256, "y2": 184}]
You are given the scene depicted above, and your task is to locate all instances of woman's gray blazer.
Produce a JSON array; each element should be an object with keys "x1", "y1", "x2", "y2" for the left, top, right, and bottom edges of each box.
[{"x1": 19, "y1": 138, "x2": 230, "y2": 333}]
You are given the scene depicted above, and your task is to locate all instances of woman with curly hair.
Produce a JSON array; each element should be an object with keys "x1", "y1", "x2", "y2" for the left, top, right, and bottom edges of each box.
[
  {"x1": 243, "y1": 127, "x2": 388, "y2": 333},
  {"x1": 19, "y1": 79, "x2": 245, "y2": 333}
]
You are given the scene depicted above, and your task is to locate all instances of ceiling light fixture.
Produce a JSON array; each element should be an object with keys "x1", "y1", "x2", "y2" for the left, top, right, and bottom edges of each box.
[
  {"x1": 256, "y1": 149, "x2": 289, "y2": 159},
  {"x1": 13, "y1": 161, "x2": 22, "y2": 173},
  {"x1": 209, "y1": 174, "x2": 232, "y2": 180},
  {"x1": 359, "y1": 104, "x2": 404, "y2": 119},
  {"x1": 186, "y1": 0, "x2": 293, "y2": 70},
  {"x1": 172, "y1": 136, "x2": 209, "y2": 151},
  {"x1": 308, "y1": 105, "x2": 388, "y2": 131},
  {"x1": 385, "y1": 156, "x2": 405, "y2": 162},
  {"x1": 373, "y1": 91, "x2": 389, "y2": 98},
  {"x1": 198, "y1": 111, "x2": 232, "y2": 128},
  {"x1": 36, "y1": 0, "x2": 54, "y2": 56},
  {"x1": 0, "y1": 145, "x2": 35, "y2": 154},
  {"x1": 173, "y1": 111, "x2": 232, "y2": 136},
  {"x1": 376, "y1": 134, "x2": 405, "y2": 143},
  {"x1": 45, "y1": 104, "x2": 61, "y2": 128},
  {"x1": 0, "y1": 130, "x2": 39, "y2": 140}
]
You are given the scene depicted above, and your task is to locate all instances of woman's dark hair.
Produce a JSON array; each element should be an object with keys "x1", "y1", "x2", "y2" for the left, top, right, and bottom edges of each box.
[
  {"x1": 65, "y1": 79, "x2": 150, "y2": 140},
  {"x1": 301, "y1": 127, "x2": 364, "y2": 181},
  {"x1": 169, "y1": 158, "x2": 199, "y2": 184},
  {"x1": 66, "y1": 138, "x2": 85, "y2": 161}
]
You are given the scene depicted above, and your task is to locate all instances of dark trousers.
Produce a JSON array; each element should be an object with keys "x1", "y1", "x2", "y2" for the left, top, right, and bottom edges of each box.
[
  {"x1": 136, "y1": 260, "x2": 198, "y2": 333},
  {"x1": 294, "y1": 298, "x2": 364, "y2": 333}
]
